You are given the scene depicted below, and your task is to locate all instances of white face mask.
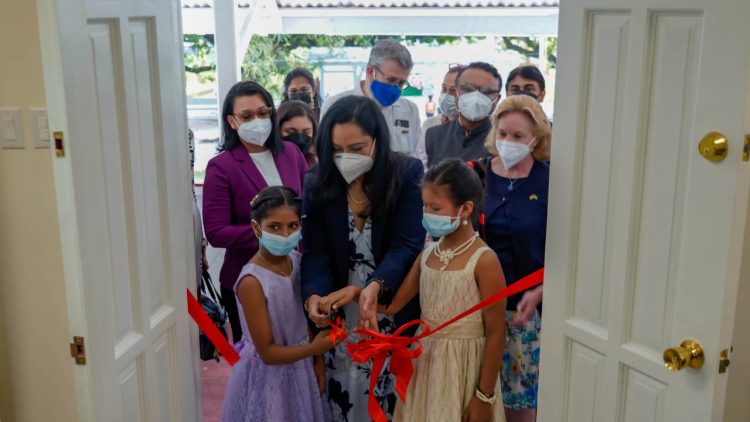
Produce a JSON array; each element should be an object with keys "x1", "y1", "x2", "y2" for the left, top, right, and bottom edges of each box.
[
  {"x1": 333, "y1": 141, "x2": 376, "y2": 184},
  {"x1": 458, "y1": 91, "x2": 493, "y2": 122},
  {"x1": 496, "y1": 138, "x2": 536, "y2": 169},
  {"x1": 438, "y1": 93, "x2": 458, "y2": 117},
  {"x1": 235, "y1": 117, "x2": 272, "y2": 147}
]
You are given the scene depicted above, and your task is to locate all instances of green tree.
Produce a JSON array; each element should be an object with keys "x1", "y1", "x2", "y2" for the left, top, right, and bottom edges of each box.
[
  {"x1": 184, "y1": 34, "x2": 217, "y2": 82},
  {"x1": 499, "y1": 37, "x2": 558, "y2": 69},
  {"x1": 240, "y1": 35, "x2": 484, "y2": 94}
]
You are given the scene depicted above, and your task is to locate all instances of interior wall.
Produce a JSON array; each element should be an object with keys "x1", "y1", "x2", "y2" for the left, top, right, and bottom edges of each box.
[{"x1": 0, "y1": 1, "x2": 78, "y2": 421}]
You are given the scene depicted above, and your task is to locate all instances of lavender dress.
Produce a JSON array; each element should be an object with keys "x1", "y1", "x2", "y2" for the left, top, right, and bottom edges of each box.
[{"x1": 221, "y1": 251, "x2": 331, "y2": 422}]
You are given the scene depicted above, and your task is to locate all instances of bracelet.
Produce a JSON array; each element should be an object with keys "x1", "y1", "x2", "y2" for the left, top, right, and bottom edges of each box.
[
  {"x1": 303, "y1": 297, "x2": 311, "y2": 312},
  {"x1": 365, "y1": 278, "x2": 386, "y2": 297},
  {"x1": 475, "y1": 387, "x2": 497, "y2": 405}
]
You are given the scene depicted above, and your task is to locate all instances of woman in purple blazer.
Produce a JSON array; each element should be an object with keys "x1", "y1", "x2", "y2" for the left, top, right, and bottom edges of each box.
[{"x1": 203, "y1": 81, "x2": 308, "y2": 342}]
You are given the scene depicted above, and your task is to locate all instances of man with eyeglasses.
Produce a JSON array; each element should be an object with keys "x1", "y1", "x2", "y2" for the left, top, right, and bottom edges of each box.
[
  {"x1": 320, "y1": 39, "x2": 421, "y2": 156},
  {"x1": 425, "y1": 61, "x2": 502, "y2": 168}
]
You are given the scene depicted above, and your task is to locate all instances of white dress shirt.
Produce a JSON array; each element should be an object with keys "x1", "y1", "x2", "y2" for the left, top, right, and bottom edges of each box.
[{"x1": 321, "y1": 82, "x2": 422, "y2": 157}]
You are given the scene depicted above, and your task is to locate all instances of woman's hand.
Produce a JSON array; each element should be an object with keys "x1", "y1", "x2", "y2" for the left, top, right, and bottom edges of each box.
[
  {"x1": 312, "y1": 355, "x2": 326, "y2": 396},
  {"x1": 358, "y1": 282, "x2": 381, "y2": 331},
  {"x1": 200, "y1": 238, "x2": 209, "y2": 272},
  {"x1": 319, "y1": 286, "x2": 361, "y2": 313},
  {"x1": 462, "y1": 396, "x2": 492, "y2": 422},
  {"x1": 306, "y1": 295, "x2": 328, "y2": 327},
  {"x1": 512, "y1": 285, "x2": 543, "y2": 327}
]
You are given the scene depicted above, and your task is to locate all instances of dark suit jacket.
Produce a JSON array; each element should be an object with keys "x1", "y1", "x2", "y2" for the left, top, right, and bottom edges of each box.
[
  {"x1": 300, "y1": 154, "x2": 426, "y2": 327},
  {"x1": 202, "y1": 142, "x2": 308, "y2": 289}
]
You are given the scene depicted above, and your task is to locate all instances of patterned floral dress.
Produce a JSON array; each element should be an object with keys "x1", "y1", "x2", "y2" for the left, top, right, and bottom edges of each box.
[{"x1": 324, "y1": 207, "x2": 398, "y2": 421}]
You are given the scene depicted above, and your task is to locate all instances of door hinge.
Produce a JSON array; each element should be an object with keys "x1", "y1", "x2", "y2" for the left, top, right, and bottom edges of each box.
[
  {"x1": 54, "y1": 131, "x2": 65, "y2": 157},
  {"x1": 70, "y1": 336, "x2": 86, "y2": 365}
]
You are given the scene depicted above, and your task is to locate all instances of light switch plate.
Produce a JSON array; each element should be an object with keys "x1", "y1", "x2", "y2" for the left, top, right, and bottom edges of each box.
[
  {"x1": 0, "y1": 107, "x2": 24, "y2": 149},
  {"x1": 29, "y1": 108, "x2": 50, "y2": 149}
]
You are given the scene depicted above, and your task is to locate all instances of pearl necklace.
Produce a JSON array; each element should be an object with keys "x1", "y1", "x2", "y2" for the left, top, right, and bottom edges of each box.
[
  {"x1": 434, "y1": 232, "x2": 479, "y2": 271},
  {"x1": 347, "y1": 188, "x2": 368, "y2": 206}
]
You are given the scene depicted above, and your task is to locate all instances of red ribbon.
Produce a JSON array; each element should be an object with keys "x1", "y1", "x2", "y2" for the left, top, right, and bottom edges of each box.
[
  {"x1": 337, "y1": 268, "x2": 544, "y2": 422},
  {"x1": 328, "y1": 317, "x2": 349, "y2": 345},
  {"x1": 187, "y1": 288, "x2": 240, "y2": 366}
]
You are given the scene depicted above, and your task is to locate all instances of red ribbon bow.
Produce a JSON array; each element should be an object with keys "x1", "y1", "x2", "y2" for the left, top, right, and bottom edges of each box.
[
  {"x1": 332, "y1": 268, "x2": 544, "y2": 422},
  {"x1": 327, "y1": 316, "x2": 349, "y2": 345}
]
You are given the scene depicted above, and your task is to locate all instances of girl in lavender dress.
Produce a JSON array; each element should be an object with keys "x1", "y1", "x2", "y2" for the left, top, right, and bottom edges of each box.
[{"x1": 221, "y1": 186, "x2": 340, "y2": 422}]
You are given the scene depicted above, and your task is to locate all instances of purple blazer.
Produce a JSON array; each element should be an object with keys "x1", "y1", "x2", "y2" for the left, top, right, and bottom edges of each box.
[{"x1": 202, "y1": 141, "x2": 308, "y2": 289}]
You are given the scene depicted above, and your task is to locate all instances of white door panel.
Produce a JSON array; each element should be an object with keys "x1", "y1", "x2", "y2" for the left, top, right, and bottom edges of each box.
[
  {"x1": 37, "y1": 0, "x2": 198, "y2": 420},
  {"x1": 539, "y1": 0, "x2": 750, "y2": 421}
]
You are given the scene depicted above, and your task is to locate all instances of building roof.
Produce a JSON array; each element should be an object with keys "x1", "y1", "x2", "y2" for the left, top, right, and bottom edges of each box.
[{"x1": 182, "y1": 0, "x2": 558, "y2": 8}]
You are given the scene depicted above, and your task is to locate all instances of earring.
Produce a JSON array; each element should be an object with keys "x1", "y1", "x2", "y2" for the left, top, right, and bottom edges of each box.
[{"x1": 462, "y1": 219, "x2": 468, "y2": 226}]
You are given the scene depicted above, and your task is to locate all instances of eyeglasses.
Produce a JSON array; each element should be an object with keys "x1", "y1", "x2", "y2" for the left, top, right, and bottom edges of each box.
[
  {"x1": 233, "y1": 107, "x2": 272, "y2": 121},
  {"x1": 457, "y1": 83, "x2": 500, "y2": 100},
  {"x1": 448, "y1": 63, "x2": 465, "y2": 72},
  {"x1": 373, "y1": 66, "x2": 410, "y2": 91}
]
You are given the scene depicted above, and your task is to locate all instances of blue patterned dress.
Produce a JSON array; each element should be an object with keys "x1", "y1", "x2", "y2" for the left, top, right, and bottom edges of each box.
[{"x1": 324, "y1": 207, "x2": 398, "y2": 421}]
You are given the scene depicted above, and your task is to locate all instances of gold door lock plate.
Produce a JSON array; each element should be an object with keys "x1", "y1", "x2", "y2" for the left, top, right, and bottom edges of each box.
[{"x1": 719, "y1": 349, "x2": 731, "y2": 374}]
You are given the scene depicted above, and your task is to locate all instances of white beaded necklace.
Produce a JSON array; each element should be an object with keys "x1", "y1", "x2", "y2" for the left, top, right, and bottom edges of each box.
[{"x1": 434, "y1": 232, "x2": 479, "y2": 271}]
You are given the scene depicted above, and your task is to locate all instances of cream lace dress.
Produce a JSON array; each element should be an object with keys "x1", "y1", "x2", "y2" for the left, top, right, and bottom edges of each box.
[{"x1": 393, "y1": 243, "x2": 506, "y2": 422}]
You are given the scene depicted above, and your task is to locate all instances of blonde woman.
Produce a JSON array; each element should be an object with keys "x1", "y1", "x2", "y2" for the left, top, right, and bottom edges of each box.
[{"x1": 474, "y1": 95, "x2": 551, "y2": 422}]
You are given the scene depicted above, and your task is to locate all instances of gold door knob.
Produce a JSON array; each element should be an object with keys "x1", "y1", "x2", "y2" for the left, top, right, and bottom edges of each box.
[
  {"x1": 663, "y1": 339, "x2": 704, "y2": 372},
  {"x1": 698, "y1": 131, "x2": 728, "y2": 162}
]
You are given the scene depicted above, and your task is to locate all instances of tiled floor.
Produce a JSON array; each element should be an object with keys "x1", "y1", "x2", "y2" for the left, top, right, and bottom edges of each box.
[
  {"x1": 200, "y1": 353, "x2": 232, "y2": 422},
  {"x1": 196, "y1": 187, "x2": 232, "y2": 422}
]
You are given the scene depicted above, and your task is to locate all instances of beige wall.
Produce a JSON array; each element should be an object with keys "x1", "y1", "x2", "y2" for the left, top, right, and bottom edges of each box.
[{"x1": 0, "y1": 1, "x2": 78, "y2": 421}]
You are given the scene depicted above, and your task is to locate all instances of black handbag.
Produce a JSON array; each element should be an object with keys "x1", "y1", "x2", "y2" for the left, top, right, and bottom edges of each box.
[{"x1": 198, "y1": 270, "x2": 229, "y2": 361}]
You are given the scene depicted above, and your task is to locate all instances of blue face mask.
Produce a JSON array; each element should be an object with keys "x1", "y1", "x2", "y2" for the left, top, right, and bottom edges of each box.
[
  {"x1": 421, "y1": 206, "x2": 463, "y2": 238},
  {"x1": 258, "y1": 229, "x2": 302, "y2": 256},
  {"x1": 370, "y1": 80, "x2": 402, "y2": 107}
]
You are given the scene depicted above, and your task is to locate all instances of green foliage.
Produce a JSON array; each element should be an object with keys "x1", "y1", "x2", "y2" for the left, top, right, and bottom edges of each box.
[
  {"x1": 184, "y1": 34, "x2": 217, "y2": 82},
  {"x1": 500, "y1": 37, "x2": 558, "y2": 69},
  {"x1": 182, "y1": 33, "x2": 529, "y2": 97},
  {"x1": 240, "y1": 35, "x2": 484, "y2": 95}
]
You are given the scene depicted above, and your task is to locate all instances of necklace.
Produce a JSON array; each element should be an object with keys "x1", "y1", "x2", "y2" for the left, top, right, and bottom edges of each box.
[
  {"x1": 434, "y1": 232, "x2": 479, "y2": 270},
  {"x1": 258, "y1": 249, "x2": 292, "y2": 277},
  {"x1": 347, "y1": 188, "x2": 368, "y2": 206},
  {"x1": 506, "y1": 177, "x2": 516, "y2": 191}
]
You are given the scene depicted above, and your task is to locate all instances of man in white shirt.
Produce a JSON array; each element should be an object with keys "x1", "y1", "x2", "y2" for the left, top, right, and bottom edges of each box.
[{"x1": 320, "y1": 39, "x2": 421, "y2": 156}]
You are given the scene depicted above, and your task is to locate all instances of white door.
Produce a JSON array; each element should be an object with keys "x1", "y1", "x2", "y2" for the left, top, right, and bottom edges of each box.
[
  {"x1": 36, "y1": 0, "x2": 199, "y2": 420},
  {"x1": 538, "y1": 0, "x2": 750, "y2": 420}
]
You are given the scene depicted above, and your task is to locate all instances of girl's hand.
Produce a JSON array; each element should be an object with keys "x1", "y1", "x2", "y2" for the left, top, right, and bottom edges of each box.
[
  {"x1": 312, "y1": 355, "x2": 326, "y2": 396},
  {"x1": 512, "y1": 285, "x2": 543, "y2": 327},
  {"x1": 358, "y1": 282, "x2": 381, "y2": 331},
  {"x1": 462, "y1": 396, "x2": 492, "y2": 422},
  {"x1": 306, "y1": 295, "x2": 328, "y2": 326},
  {"x1": 310, "y1": 330, "x2": 337, "y2": 354},
  {"x1": 319, "y1": 286, "x2": 361, "y2": 313}
]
